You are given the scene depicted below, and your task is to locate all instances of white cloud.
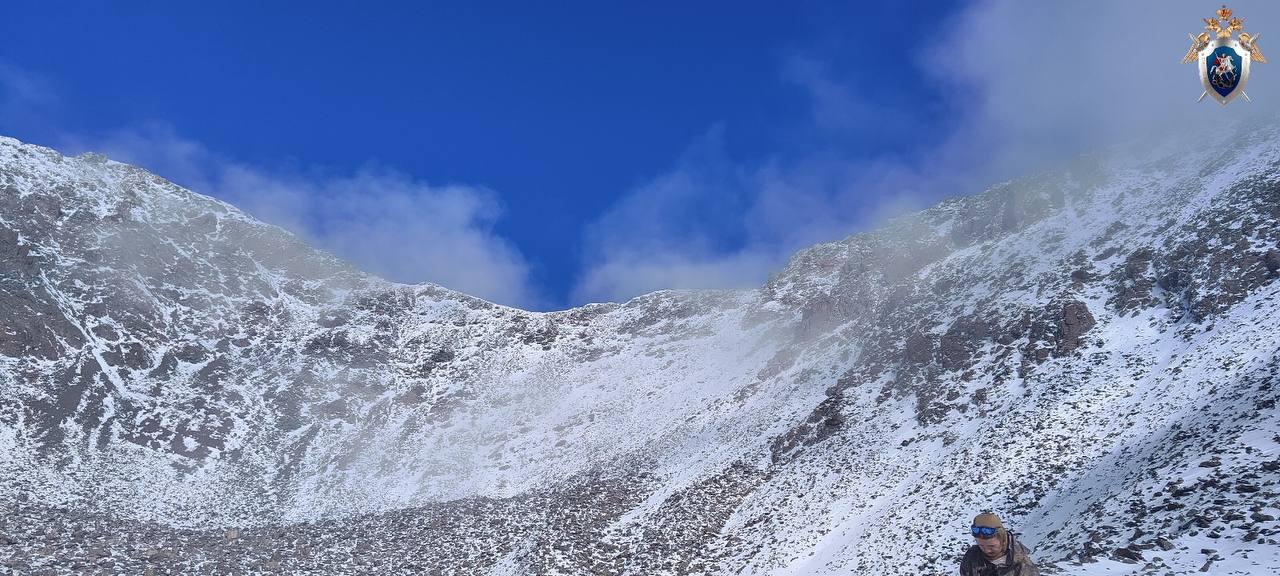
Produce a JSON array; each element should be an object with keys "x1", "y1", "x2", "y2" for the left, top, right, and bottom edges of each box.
[
  {"x1": 60, "y1": 124, "x2": 540, "y2": 309},
  {"x1": 67, "y1": 123, "x2": 219, "y2": 193},
  {"x1": 571, "y1": 129, "x2": 769, "y2": 303},
  {"x1": 926, "y1": 0, "x2": 1280, "y2": 178},
  {"x1": 574, "y1": 251, "x2": 776, "y2": 305},
  {"x1": 0, "y1": 66, "x2": 539, "y2": 308},
  {"x1": 571, "y1": 127, "x2": 944, "y2": 304},
  {"x1": 573, "y1": 0, "x2": 1280, "y2": 304},
  {"x1": 10, "y1": 3, "x2": 1280, "y2": 308}
]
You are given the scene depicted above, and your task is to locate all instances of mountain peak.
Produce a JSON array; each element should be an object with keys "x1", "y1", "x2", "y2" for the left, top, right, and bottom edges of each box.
[{"x1": 2, "y1": 132, "x2": 1278, "y2": 574}]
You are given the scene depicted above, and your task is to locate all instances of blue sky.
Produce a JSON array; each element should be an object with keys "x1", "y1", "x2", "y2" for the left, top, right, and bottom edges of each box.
[{"x1": 2, "y1": 1, "x2": 1276, "y2": 309}]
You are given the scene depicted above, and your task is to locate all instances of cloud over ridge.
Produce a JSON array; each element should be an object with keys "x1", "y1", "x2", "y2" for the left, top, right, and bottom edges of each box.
[
  {"x1": 65, "y1": 124, "x2": 540, "y2": 309},
  {"x1": 572, "y1": 0, "x2": 1280, "y2": 304}
]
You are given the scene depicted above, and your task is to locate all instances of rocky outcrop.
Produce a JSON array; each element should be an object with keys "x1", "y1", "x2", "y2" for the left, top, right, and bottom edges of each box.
[
  {"x1": 2, "y1": 122, "x2": 1280, "y2": 576},
  {"x1": 1055, "y1": 300, "x2": 1095, "y2": 356}
]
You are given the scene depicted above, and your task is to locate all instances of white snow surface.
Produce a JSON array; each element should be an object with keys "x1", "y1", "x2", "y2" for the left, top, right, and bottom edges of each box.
[{"x1": 0, "y1": 129, "x2": 1278, "y2": 574}]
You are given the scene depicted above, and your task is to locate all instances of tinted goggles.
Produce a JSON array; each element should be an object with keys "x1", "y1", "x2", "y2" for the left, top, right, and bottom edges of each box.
[{"x1": 971, "y1": 525, "x2": 999, "y2": 538}]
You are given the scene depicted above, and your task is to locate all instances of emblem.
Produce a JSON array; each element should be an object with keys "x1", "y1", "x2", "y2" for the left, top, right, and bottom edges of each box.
[{"x1": 1182, "y1": 5, "x2": 1267, "y2": 105}]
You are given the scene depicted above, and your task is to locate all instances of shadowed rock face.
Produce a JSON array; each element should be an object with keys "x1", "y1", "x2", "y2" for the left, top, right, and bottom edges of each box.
[
  {"x1": 1, "y1": 126, "x2": 1279, "y2": 575},
  {"x1": 1056, "y1": 300, "x2": 1096, "y2": 356}
]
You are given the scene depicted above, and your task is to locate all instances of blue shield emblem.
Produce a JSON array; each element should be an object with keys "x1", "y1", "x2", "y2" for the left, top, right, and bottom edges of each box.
[
  {"x1": 1183, "y1": 6, "x2": 1265, "y2": 105},
  {"x1": 1207, "y1": 46, "x2": 1243, "y2": 97},
  {"x1": 1199, "y1": 38, "x2": 1252, "y2": 105}
]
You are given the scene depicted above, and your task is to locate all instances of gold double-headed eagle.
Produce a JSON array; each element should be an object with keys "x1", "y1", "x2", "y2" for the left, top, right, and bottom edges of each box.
[{"x1": 1182, "y1": 5, "x2": 1266, "y2": 64}]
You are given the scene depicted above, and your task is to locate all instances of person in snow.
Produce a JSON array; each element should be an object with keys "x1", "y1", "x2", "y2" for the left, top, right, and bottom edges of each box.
[{"x1": 959, "y1": 512, "x2": 1040, "y2": 576}]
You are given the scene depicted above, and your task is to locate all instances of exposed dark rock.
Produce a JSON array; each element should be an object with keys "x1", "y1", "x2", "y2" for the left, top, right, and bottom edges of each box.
[
  {"x1": 904, "y1": 332, "x2": 934, "y2": 365},
  {"x1": 1109, "y1": 248, "x2": 1157, "y2": 314},
  {"x1": 1055, "y1": 300, "x2": 1096, "y2": 356},
  {"x1": 1264, "y1": 249, "x2": 1280, "y2": 276},
  {"x1": 3, "y1": 120, "x2": 1280, "y2": 576},
  {"x1": 938, "y1": 315, "x2": 992, "y2": 371},
  {"x1": 1112, "y1": 546, "x2": 1143, "y2": 562},
  {"x1": 769, "y1": 392, "x2": 845, "y2": 462}
]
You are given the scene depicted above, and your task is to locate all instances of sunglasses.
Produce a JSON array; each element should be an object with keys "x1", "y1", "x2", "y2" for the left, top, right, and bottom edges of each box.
[{"x1": 971, "y1": 525, "x2": 999, "y2": 538}]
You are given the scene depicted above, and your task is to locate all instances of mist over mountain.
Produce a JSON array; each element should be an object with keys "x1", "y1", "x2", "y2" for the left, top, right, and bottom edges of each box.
[{"x1": 0, "y1": 129, "x2": 1278, "y2": 574}]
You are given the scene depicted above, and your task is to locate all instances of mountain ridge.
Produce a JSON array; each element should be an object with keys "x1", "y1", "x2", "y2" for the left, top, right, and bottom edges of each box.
[{"x1": 1, "y1": 130, "x2": 1277, "y2": 574}]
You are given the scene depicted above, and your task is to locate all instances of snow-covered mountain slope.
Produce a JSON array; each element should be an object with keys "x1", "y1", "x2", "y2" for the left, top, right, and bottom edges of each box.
[{"x1": 0, "y1": 128, "x2": 1277, "y2": 575}]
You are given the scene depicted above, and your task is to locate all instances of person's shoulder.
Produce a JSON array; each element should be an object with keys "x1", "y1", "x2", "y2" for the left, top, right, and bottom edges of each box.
[
  {"x1": 1010, "y1": 536, "x2": 1038, "y2": 566},
  {"x1": 959, "y1": 545, "x2": 985, "y2": 575}
]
